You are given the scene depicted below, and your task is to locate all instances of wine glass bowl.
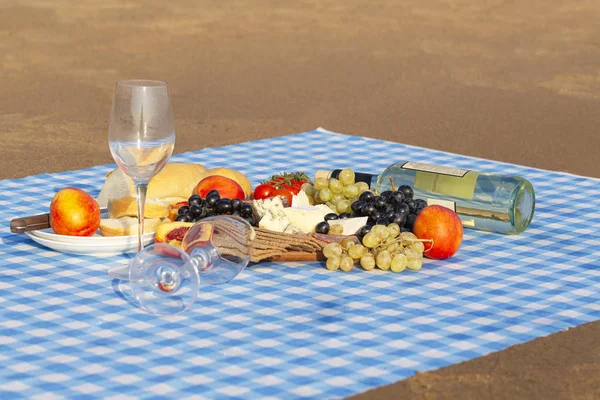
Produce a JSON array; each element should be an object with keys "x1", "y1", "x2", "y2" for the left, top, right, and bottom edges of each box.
[
  {"x1": 183, "y1": 216, "x2": 254, "y2": 285},
  {"x1": 108, "y1": 80, "x2": 175, "y2": 251},
  {"x1": 125, "y1": 216, "x2": 254, "y2": 315}
]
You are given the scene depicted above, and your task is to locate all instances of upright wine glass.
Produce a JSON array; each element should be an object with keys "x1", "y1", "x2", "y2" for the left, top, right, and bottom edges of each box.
[{"x1": 108, "y1": 80, "x2": 175, "y2": 251}]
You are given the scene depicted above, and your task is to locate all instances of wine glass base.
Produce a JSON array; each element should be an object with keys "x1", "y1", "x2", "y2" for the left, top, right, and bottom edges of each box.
[{"x1": 129, "y1": 244, "x2": 200, "y2": 316}]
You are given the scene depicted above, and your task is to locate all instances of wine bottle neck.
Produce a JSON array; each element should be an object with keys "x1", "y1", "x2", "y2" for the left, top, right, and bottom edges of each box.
[{"x1": 330, "y1": 169, "x2": 376, "y2": 186}]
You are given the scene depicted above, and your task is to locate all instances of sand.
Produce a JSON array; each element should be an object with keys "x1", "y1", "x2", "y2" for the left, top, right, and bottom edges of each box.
[{"x1": 1, "y1": 1, "x2": 599, "y2": 398}]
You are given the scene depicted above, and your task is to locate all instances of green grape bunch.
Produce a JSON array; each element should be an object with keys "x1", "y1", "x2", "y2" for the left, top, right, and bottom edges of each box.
[
  {"x1": 313, "y1": 167, "x2": 431, "y2": 273},
  {"x1": 320, "y1": 221, "x2": 431, "y2": 273}
]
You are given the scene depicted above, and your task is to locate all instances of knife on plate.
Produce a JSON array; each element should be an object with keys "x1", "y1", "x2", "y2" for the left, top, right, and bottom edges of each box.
[{"x1": 10, "y1": 208, "x2": 108, "y2": 234}]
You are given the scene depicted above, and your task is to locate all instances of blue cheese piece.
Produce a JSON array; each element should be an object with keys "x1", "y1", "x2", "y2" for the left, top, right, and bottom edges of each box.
[
  {"x1": 254, "y1": 196, "x2": 285, "y2": 218},
  {"x1": 258, "y1": 205, "x2": 290, "y2": 232}
]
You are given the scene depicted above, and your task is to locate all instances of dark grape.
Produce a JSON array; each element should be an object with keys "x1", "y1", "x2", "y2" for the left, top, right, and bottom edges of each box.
[
  {"x1": 206, "y1": 192, "x2": 220, "y2": 207},
  {"x1": 361, "y1": 203, "x2": 376, "y2": 217},
  {"x1": 357, "y1": 224, "x2": 372, "y2": 237},
  {"x1": 215, "y1": 199, "x2": 233, "y2": 214},
  {"x1": 177, "y1": 205, "x2": 190, "y2": 215},
  {"x1": 389, "y1": 191, "x2": 405, "y2": 205},
  {"x1": 399, "y1": 185, "x2": 414, "y2": 199},
  {"x1": 415, "y1": 207, "x2": 424, "y2": 215},
  {"x1": 315, "y1": 221, "x2": 330, "y2": 234},
  {"x1": 391, "y1": 213, "x2": 407, "y2": 226},
  {"x1": 351, "y1": 200, "x2": 365, "y2": 214},
  {"x1": 188, "y1": 195, "x2": 202, "y2": 207},
  {"x1": 240, "y1": 203, "x2": 253, "y2": 218},
  {"x1": 406, "y1": 199, "x2": 417, "y2": 212},
  {"x1": 231, "y1": 198, "x2": 242, "y2": 212},
  {"x1": 189, "y1": 205, "x2": 203, "y2": 217},
  {"x1": 405, "y1": 214, "x2": 417, "y2": 230},
  {"x1": 374, "y1": 196, "x2": 387, "y2": 210},
  {"x1": 207, "y1": 189, "x2": 220, "y2": 198},
  {"x1": 396, "y1": 203, "x2": 410, "y2": 215},
  {"x1": 380, "y1": 190, "x2": 393, "y2": 199},
  {"x1": 175, "y1": 214, "x2": 191, "y2": 222},
  {"x1": 206, "y1": 210, "x2": 217, "y2": 217},
  {"x1": 416, "y1": 199, "x2": 427, "y2": 208},
  {"x1": 384, "y1": 210, "x2": 396, "y2": 221},
  {"x1": 371, "y1": 210, "x2": 383, "y2": 220},
  {"x1": 400, "y1": 227, "x2": 410, "y2": 232},
  {"x1": 338, "y1": 212, "x2": 352, "y2": 219},
  {"x1": 246, "y1": 215, "x2": 257, "y2": 226},
  {"x1": 385, "y1": 204, "x2": 395, "y2": 213},
  {"x1": 324, "y1": 213, "x2": 339, "y2": 221},
  {"x1": 376, "y1": 218, "x2": 389, "y2": 226},
  {"x1": 359, "y1": 191, "x2": 375, "y2": 203}
]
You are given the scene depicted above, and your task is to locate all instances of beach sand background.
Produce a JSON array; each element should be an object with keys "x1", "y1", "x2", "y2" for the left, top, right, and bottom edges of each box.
[{"x1": 1, "y1": 1, "x2": 599, "y2": 398}]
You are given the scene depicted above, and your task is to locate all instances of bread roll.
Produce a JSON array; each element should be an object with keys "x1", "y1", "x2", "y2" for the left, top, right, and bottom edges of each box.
[
  {"x1": 99, "y1": 217, "x2": 163, "y2": 237},
  {"x1": 96, "y1": 163, "x2": 208, "y2": 207},
  {"x1": 107, "y1": 196, "x2": 187, "y2": 219}
]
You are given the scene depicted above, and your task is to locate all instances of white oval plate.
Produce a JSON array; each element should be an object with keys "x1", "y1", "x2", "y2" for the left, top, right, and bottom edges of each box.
[
  {"x1": 24, "y1": 211, "x2": 155, "y2": 255},
  {"x1": 25, "y1": 230, "x2": 155, "y2": 256},
  {"x1": 28, "y1": 224, "x2": 155, "y2": 245}
]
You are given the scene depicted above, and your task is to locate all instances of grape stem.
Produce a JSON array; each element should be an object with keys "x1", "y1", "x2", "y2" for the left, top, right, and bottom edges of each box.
[
  {"x1": 373, "y1": 237, "x2": 433, "y2": 251},
  {"x1": 388, "y1": 176, "x2": 397, "y2": 192}
]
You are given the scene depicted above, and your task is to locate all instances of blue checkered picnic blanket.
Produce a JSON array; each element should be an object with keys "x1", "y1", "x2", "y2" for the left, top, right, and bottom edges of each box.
[{"x1": 0, "y1": 128, "x2": 598, "y2": 399}]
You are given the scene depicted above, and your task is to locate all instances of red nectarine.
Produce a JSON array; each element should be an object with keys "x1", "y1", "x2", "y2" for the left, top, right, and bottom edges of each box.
[
  {"x1": 413, "y1": 205, "x2": 463, "y2": 260},
  {"x1": 195, "y1": 175, "x2": 245, "y2": 200},
  {"x1": 49, "y1": 188, "x2": 101, "y2": 236}
]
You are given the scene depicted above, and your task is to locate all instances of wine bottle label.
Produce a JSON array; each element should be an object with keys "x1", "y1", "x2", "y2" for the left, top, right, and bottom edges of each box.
[
  {"x1": 401, "y1": 162, "x2": 479, "y2": 200},
  {"x1": 401, "y1": 162, "x2": 468, "y2": 177}
]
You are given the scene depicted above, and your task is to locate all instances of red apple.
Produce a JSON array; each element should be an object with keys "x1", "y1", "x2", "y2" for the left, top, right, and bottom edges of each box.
[
  {"x1": 50, "y1": 188, "x2": 101, "y2": 236},
  {"x1": 412, "y1": 205, "x2": 463, "y2": 260},
  {"x1": 195, "y1": 175, "x2": 245, "y2": 200}
]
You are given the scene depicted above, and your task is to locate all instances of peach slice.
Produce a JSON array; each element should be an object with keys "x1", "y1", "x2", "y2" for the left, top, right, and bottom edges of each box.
[{"x1": 155, "y1": 221, "x2": 194, "y2": 247}]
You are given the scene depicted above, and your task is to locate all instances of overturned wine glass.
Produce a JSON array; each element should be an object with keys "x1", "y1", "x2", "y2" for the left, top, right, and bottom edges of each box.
[{"x1": 107, "y1": 216, "x2": 254, "y2": 316}]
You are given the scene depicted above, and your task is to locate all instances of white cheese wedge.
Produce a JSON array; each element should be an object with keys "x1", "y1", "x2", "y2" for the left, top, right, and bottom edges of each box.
[
  {"x1": 329, "y1": 216, "x2": 369, "y2": 236},
  {"x1": 314, "y1": 204, "x2": 336, "y2": 217},
  {"x1": 291, "y1": 191, "x2": 311, "y2": 207},
  {"x1": 283, "y1": 207, "x2": 326, "y2": 233}
]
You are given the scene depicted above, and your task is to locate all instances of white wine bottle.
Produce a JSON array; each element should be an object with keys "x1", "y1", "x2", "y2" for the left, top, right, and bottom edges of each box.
[{"x1": 316, "y1": 161, "x2": 535, "y2": 234}]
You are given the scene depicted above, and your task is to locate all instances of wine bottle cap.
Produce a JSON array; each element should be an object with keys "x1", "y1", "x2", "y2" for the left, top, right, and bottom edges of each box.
[{"x1": 314, "y1": 170, "x2": 332, "y2": 181}]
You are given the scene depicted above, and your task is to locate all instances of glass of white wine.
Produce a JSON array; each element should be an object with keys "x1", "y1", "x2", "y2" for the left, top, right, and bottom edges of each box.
[{"x1": 108, "y1": 80, "x2": 175, "y2": 251}]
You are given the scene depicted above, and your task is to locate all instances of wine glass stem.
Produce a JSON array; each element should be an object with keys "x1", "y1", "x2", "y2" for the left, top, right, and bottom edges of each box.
[{"x1": 135, "y1": 182, "x2": 148, "y2": 252}]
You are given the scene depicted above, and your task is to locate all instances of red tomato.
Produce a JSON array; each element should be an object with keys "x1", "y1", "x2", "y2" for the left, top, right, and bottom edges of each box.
[
  {"x1": 283, "y1": 184, "x2": 301, "y2": 195},
  {"x1": 272, "y1": 188, "x2": 293, "y2": 205},
  {"x1": 253, "y1": 184, "x2": 275, "y2": 200}
]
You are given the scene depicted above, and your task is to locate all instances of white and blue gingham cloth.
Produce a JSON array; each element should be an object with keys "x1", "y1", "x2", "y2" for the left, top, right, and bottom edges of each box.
[{"x1": 0, "y1": 128, "x2": 599, "y2": 399}]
